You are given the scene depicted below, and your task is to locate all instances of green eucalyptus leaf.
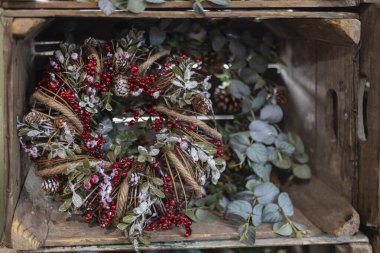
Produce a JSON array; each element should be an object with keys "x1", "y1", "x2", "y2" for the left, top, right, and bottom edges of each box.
[
  {"x1": 246, "y1": 143, "x2": 268, "y2": 164},
  {"x1": 227, "y1": 200, "x2": 252, "y2": 221},
  {"x1": 292, "y1": 164, "x2": 312, "y2": 179},
  {"x1": 275, "y1": 139, "x2": 295, "y2": 157},
  {"x1": 117, "y1": 223, "x2": 129, "y2": 231},
  {"x1": 228, "y1": 80, "x2": 250, "y2": 99},
  {"x1": 273, "y1": 222, "x2": 293, "y2": 236},
  {"x1": 260, "y1": 104, "x2": 284, "y2": 124},
  {"x1": 208, "y1": 0, "x2": 230, "y2": 5},
  {"x1": 127, "y1": 0, "x2": 146, "y2": 13},
  {"x1": 252, "y1": 203, "x2": 264, "y2": 227},
  {"x1": 288, "y1": 132, "x2": 305, "y2": 155},
  {"x1": 229, "y1": 132, "x2": 250, "y2": 153},
  {"x1": 294, "y1": 153, "x2": 309, "y2": 164},
  {"x1": 277, "y1": 192, "x2": 294, "y2": 216},
  {"x1": 249, "y1": 120, "x2": 278, "y2": 145},
  {"x1": 249, "y1": 54, "x2": 268, "y2": 74},
  {"x1": 245, "y1": 179, "x2": 261, "y2": 191},
  {"x1": 238, "y1": 224, "x2": 256, "y2": 245},
  {"x1": 122, "y1": 215, "x2": 136, "y2": 224},
  {"x1": 58, "y1": 198, "x2": 72, "y2": 212},
  {"x1": 98, "y1": 0, "x2": 116, "y2": 16},
  {"x1": 253, "y1": 182, "x2": 280, "y2": 204},
  {"x1": 252, "y1": 89, "x2": 268, "y2": 111},
  {"x1": 262, "y1": 203, "x2": 283, "y2": 223},
  {"x1": 272, "y1": 156, "x2": 292, "y2": 169},
  {"x1": 151, "y1": 177, "x2": 164, "y2": 186},
  {"x1": 151, "y1": 186, "x2": 165, "y2": 198}
]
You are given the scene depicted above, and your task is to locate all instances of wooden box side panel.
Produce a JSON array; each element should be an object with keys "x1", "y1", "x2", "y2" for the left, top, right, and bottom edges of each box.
[
  {"x1": 2, "y1": 17, "x2": 35, "y2": 246},
  {"x1": 277, "y1": 35, "x2": 357, "y2": 202},
  {"x1": 358, "y1": 4, "x2": 380, "y2": 227}
]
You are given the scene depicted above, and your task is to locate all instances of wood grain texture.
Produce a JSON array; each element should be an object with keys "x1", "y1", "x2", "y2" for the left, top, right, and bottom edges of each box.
[
  {"x1": 10, "y1": 168, "x2": 367, "y2": 250},
  {"x1": 11, "y1": 18, "x2": 51, "y2": 39},
  {"x1": 357, "y1": 3, "x2": 380, "y2": 228},
  {"x1": 1, "y1": 0, "x2": 359, "y2": 9},
  {"x1": 335, "y1": 243, "x2": 373, "y2": 253},
  {"x1": 285, "y1": 178, "x2": 360, "y2": 236},
  {"x1": 315, "y1": 42, "x2": 357, "y2": 201},
  {"x1": 37, "y1": 234, "x2": 369, "y2": 252},
  {"x1": 2, "y1": 10, "x2": 359, "y2": 19},
  {"x1": 3, "y1": 17, "x2": 35, "y2": 247},
  {"x1": 267, "y1": 19, "x2": 361, "y2": 46}
]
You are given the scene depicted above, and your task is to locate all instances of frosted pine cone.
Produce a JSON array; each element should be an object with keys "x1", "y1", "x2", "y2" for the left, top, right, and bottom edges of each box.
[
  {"x1": 212, "y1": 88, "x2": 242, "y2": 114},
  {"x1": 192, "y1": 93, "x2": 211, "y2": 115},
  {"x1": 42, "y1": 177, "x2": 60, "y2": 194},
  {"x1": 113, "y1": 75, "x2": 130, "y2": 97},
  {"x1": 24, "y1": 111, "x2": 50, "y2": 125}
]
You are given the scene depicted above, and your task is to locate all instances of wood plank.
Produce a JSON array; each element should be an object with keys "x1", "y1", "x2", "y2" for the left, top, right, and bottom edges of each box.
[
  {"x1": 315, "y1": 41, "x2": 357, "y2": 201},
  {"x1": 37, "y1": 233, "x2": 369, "y2": 252},
  {"x1": 335, "y1": 243, "x2": 373, "y2": 253},
  {"x1": 268, "y1": 19, "x2": 361, "y2": 46},
  {"x1": 357, "y1": 3, "x2": 380, "y2": 228},
  {"x1": 285, "y1": 178, "x2": 360, "y2": 236},
  {"x1": 11, "y1": 18, "x2": 52, "y2": 39},
  {"x1": 1, "y1": 0, "x2": 360, "y2": 9},
  {"x1": 2, "y1": 10, "x2": 359, "y2": 19},
  {"x1": 3, "y1": 17, "x2": 36, "y2": 247},
  {"x1": 44, "y1": 202, "x2": 319, "y2": 247}
]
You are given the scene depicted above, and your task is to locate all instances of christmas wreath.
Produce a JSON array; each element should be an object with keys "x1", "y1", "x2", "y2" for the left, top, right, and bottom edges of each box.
[
  {"x1": 17, "y1": 29, "x2": 226, "y2": 244},
  {"x1": 18, "y1": 20, "x2": 313, "y2": 247}
]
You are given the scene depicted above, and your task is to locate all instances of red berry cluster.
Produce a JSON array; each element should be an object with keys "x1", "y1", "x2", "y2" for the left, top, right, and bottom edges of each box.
[
  {"x1": 127, "y1": 65, "x2": 162, "y2": 97},
  {"x1": 110, "y1": 159, "x2": 133, "y2": 185},
  {"x1": 84, "y1": 58, "x2": 98, "y2": 81},
  {"x1": 145, "y1": 175, "x2": 193, "y2": 237},
  {"x1": 168, "y1": 119, "x2": 183, "y2": 130},
  {"x1": 100, "y1": 200, "x2": 117, "y2": 228},
  {"x1": 214, "y1": 140, "x2": 224, "y2": 158},
  {"x1": 82, "y1": 132, "x2": 105, "y2": 159}
]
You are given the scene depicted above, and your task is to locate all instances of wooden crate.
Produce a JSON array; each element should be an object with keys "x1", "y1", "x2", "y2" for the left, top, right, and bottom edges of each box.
[{"x1": 0, "y1": 4, "x2": 376, "y2": 252}]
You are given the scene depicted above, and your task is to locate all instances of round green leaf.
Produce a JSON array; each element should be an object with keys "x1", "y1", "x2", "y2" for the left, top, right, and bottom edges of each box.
[
  {"x1": 273, "y1": 222, "x2": 293, "y2": 236},
  {"x1": 247, "y1": 143, "x2": 268, "y2": 164},
  {"x1": 292, "y1": 164, "x2": 312, "y2": 179},
  {"x1": 277, "y1": 192, "x2": 294, "y2": 216}
]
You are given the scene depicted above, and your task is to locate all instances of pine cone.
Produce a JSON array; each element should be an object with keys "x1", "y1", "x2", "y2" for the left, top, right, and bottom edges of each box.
[
  {"x1": 113, "y1": 75, "x2": 130, "y2": 97},
  {"x1": 24, "y1": 111, "x2": 50, "y2": 125},
  {"x1": 192, "y1": 93, "x2": 211, "y2": 115},
  {"x1": 42, "y1": 177, "x2": 60, "y2": 194},
  {"x1": 212, "y1": 88, "x2": 242, "y2": 114},
  {"x1": 83, "y1": 37, "x2": 98, "y2": 49},
  {"x1": 54, "y1": 115, "x2": 78, "y2": 134},
  {"x1": 201, "y1": 52, "x2": 224, "y2": 74}
]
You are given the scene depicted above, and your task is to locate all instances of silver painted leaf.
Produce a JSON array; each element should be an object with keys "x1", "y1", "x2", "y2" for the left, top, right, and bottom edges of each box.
[{"x1": 260, "y1": 103, "x2": 283, "y2": 124}]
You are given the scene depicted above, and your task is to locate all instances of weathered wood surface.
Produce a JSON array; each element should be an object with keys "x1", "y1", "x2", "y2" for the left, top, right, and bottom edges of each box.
[
  {"x1": 357, "y1": 3, "x2": 380, "y2": 228},
  {"x1": 315, "y1": 41, "x2": 357, "y2": 202},
  {"x1": 268, "y1": 19, "x2": 361, "y2": 46},
  {"x1": 335, "y1": 243, "x2": 373, "y2": 253},
  {"x1": 11, "y1": 168, "x2": 367, "y2": 251},
  {"x1": 11, "y1": 18, "x2": 52, "y2": 39},
  {"x1": 10, "y1": 168, "x2": 51, "y2": 250},
  {"x1": 1, "y1": 0, "x2": 359, "y2": 9},
  {"x1": 275, "y1": 30, "x2": 358, "y2": 202},
  {"x1": 2, "y1": 10, "x2": 359, "y2": 19},
  {"x1": 285, "y1": 178, "x2": 360, "y2": 236},
  {"x1": 3, "y1": 16, "x2": 36, "y2": 247},
  {"x1": 36, "y1": 234, "x2": 370, "y2": 252}
]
